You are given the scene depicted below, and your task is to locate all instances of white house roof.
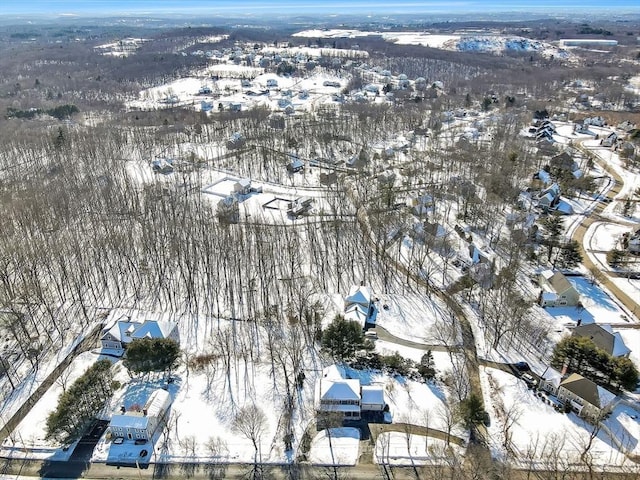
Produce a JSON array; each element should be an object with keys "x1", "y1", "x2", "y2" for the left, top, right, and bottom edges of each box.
[
  {"x1": 541, "y1": 292, "x2": 558, "y2": 302},
  {"x1": 361, "y1": 386, "x2": 385, "y2": 406},
  {"x1": 320, "y1": 379, "x2": 361, "y2": 402},
  {"x1": 612, "y1": 332, "x2": 631, "y2": 357},
  {"x1": 131, "y1": 320, "x2": 176, "y2": 341},
  {"x1": 109, "y1": 413, "x2": 149, "y2": 431},
  {"x1": 236, "y1": 178, "x2": 251, "y2": 188},
  {"x1": 345, "y1": 285, "x2": 372, "y2": 307},
  {"x1": 344, "y1": 304, "x2": 369, "y2": 324},
  {"x1": 144, "y1": 389, "x2": 172, "y2": 418},
  {"x1": 103, "y1": 321, "x2": 138, "y2": 343}
]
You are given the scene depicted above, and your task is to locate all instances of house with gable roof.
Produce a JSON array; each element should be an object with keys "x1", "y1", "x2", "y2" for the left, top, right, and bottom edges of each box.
[
  {"x1": 109, "y1": 388, "x2": 172, "y2": 441},
  {"x1": 315, "y1": 365, "x2": 386, "y2": 421},
  {"x1": 557, "y1": 373, "x2": 618, "y2": 420},
  {"x1": 344, "y1": 285, "x2": 374, "y2": 326},
  {"x1": 538, "y1": 270, "x2": 580, "y2": 307},
  {"x1": 100, "y1": 312, "x2": 179, "y2": 355},
  {"x1": 571, "y1": 323, "x2": 631, "y2": 358}
]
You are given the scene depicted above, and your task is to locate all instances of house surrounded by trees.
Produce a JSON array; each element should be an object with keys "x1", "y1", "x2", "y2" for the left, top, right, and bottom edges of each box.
[
  {"x1": 556, "y1": 373, "x2": 618, "y2": 420},
  {"x1": 100, "y1": 312, "x2": 179, "y2": 355},
  {"x1": 538, "y1": 270, "x2": 580, "y2": 307}
]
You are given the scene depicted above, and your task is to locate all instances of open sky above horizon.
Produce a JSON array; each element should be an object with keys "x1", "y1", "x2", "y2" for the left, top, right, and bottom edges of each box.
[{"x1": 3, "y1": 0, "x2": 640, "y2": 16}]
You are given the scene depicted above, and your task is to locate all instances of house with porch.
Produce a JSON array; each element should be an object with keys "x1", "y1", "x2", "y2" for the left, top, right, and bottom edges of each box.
[
  {"x1": 315, "y1": 365, "x2": 386, "y2": 421},
  {"x1": 538, "y1": 270, "x2": 580, "y2": 307},
  {"x1": 557, "y1": 373, "x2": 618, "y2": 420}
]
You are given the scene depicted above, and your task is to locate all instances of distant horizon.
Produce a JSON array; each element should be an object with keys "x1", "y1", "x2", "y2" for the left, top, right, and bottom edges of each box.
[{"x1": 3, "y1": 0, "x2": 640, "y2": 17}]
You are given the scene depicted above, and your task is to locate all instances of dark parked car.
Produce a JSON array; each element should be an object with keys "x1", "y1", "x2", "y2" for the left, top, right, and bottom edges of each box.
[
  {"x1": 482, "y1": 411, "x2": 490, "y2": 427},
  {"x1": 514, "y1": 361, "x2": 530, "y2": 372},
  {"x1": 135, "y1": 439, "x2": 147, "y2": 445}
]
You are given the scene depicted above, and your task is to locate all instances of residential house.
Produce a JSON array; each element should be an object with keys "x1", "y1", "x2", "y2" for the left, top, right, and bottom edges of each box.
[
  {"x1": 406, "y1": 191, "x2": 434, "y2": 216},
  {"x1": 539, "y1": 367, "x2": 563, "y2": 395},
  {"x1": 537, "y1": 183, "x2": 561, "y2": 211},
  {"x1": 538, "y1": 270, "x2": 580, "y2": 307},
  {"x1": 601, "y1": 132, "x2": 618, "y2": 148},
  {"x1": 557, "y1": 373, "x2": 618, "y2": 420},
  {"x1": 233, "y1": 178, "x2": 251, "y2": 195},
  {"x1": 550, "y1": 152, "x2": 580, "y2": 176},
  {"x1": 315, "y1": 366, "x2": 386, "y2": 421},
  {"x1": 100, "y1": 316, "x2": 179, "y2": 353},
  {"x1": 344, "y1": 285, "x2": 374, "y2": 325},
  {"x1": 151, "y1": 158, "x2": 174, "y2": 174},
  {"x1": 287, "y1": 156, "x2": 304, "y2": 173},
  {"x1": 109, "y1": 389, "x2": 172, "y2": 441},
  {"x1": 571, "y1": 323, "x2": 631, "y2": 358}
]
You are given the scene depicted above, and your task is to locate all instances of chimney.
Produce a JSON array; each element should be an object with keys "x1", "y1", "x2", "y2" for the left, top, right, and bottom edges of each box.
[
  {"x1": 143, "y1": 409, "x2": 148, "y2": 416},
  {"x1": 120, "y1": 405, "x2": 126, "y2": 414}
]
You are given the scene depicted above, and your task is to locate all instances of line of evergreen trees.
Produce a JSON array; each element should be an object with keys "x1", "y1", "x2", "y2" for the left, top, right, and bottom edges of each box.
[
  {"x1": 6, "y1": 104, "x2": 78, "y2": 120},
  {"x1": 46, "y1": 359, "x2": 115, "y2": 443},
  {"x1": 552, "y1": 336, "x2": 638, "y2": 391},
  {"x1": 122, "y1": 338, "x2": 181, "y2": 376}
]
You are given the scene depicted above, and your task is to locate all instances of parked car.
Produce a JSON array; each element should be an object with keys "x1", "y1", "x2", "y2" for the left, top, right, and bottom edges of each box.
[
  {"x1": 514, "y1": 361, "x2": 530, "y2": 372},
  {"x1": 522, "y1": 373, "x2": 537, "y2": 387},
  {"x1": 364, "y1": 330, "x2": 378, "y2": 339},
  {"x1": 482, "y1": 410, "x2": 491, "y2": 427}
]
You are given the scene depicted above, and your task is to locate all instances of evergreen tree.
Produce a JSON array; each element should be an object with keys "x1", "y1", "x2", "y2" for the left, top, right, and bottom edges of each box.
[
  {"x1": 558, "y1": 240, "x2": 583, "y2": 269},
  {"x1": 418, "y1": 350, "x2": 436, "y2": 380},
  {"x1": 458, "y1": 393, "x2": 485, "y2": 429},
  {"x1": 541, "y1": 214, "x2": 564, "y2": 263},
  {"x1": 321, "y1": 315, "x2": 373, "y2": 361},
  {"x1": 123, "y1": 338, "x2": 180, "y2": 375}
]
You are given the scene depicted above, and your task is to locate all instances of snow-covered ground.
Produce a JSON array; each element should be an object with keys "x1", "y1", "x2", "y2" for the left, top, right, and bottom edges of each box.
[
  {"x1": 542, "y1": 275, "x2": 628, "y2": 327},
  {"x1": 374, "y1": 432, "x2": 464, "y2": 466},
  {"x1": 480, "y1": 367, "x2": 633, "y2": 467},
  {"x1": 0, "y1": 351, "x2": 114, "y2": 460},
  {"x1": 308, "y1": 427, "x2": 360, "y2": 465}
]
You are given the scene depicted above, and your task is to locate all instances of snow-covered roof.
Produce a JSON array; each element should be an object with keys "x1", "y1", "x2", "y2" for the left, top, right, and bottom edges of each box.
[
  {"x1": 541, "y1": 292, "x2": 558, "y2": 301},
  {"x1": 345, "y1": 285, "x2": 372, "y2": 308},
  {"x1": 144, "y1": 389, "x2": 172, "y2": 418},
  {"x1": 109, "y1": 413, "x2": 149, "y2": 431},
  {"x1": 131, "y1": 320, "x2": 176, "y2": 342},
  {"x1": 344, "y1": 304, "x2": 369, "y2": 324},
  {"x1": 361, "y1": 386, "x2": 385, "y2": 406}
]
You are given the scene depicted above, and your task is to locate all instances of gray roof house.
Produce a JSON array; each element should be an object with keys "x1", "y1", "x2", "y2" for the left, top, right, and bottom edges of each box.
[{"x1": 571, "y1": 323, "x2": 631, "y2": 358}]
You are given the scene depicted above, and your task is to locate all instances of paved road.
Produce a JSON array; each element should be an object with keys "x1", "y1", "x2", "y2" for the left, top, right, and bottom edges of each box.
[
  {"x1": 573, "y1": 145, "x2": 640, "y2": 321},
  {"x1": 373, "y1": 324, "x2": 462, "y2": 353}
]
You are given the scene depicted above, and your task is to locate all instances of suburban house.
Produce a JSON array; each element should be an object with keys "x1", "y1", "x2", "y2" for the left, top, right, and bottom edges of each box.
[
  {"x1": 538, "y1": 270, "x2": 580, "y2": 307},
  {"x1": 539, "y1": 367, "x2": 563, "y2": 395},
  {"x1": 233, "y1": 178, "x2": 252, "y2": 195},
  {"x1": 344, "y1": 285, "x2": 374, "y2": 325},
  {"x1": 109, "y1": 389, "x2": 172, "y2": 441},
  {"x1": 100, "y1": 315, "x2": 179, "y2": 354},
  {"x1": 315, "y1": 366, "x2": 386, "y2": 421},
  {"x1": 571, "y1": 323, "x2": 631, "y2": 358},
  {"x1": 550, "y1": 152, "x2": 582, "y2": 179},
  {"x1": 287, "y1": 156, "x2": 304, "y2": 173},
  {"x1": 557, "y1": 373, "x2": 618, "y2": 420},
  {"x1": 537, "y1": 183, "x2": 561, "y2": 211},
  {"x1": 406, "y1": 191, "x2": 434, "y2": 216},
  {"x1": 151, "y1": 157, "x2": 174, "y2": 174},
  {"x1": 601, "y1": 132, "x2": 618, "y2": 148}
]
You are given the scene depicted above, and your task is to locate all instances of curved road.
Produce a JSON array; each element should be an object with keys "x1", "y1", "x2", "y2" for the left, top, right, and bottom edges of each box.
[{"x1": 573, "y1": 145, "x2": 640, "y2": 320}]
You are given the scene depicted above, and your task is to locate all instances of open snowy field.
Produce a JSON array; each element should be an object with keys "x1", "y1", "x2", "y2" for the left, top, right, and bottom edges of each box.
[
  {"x1": 375, "y1": 432, "x2": 465, "y2": 466},
  {"x1": 308, "y1": 427, "x2": 360, "y2": 465}
]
